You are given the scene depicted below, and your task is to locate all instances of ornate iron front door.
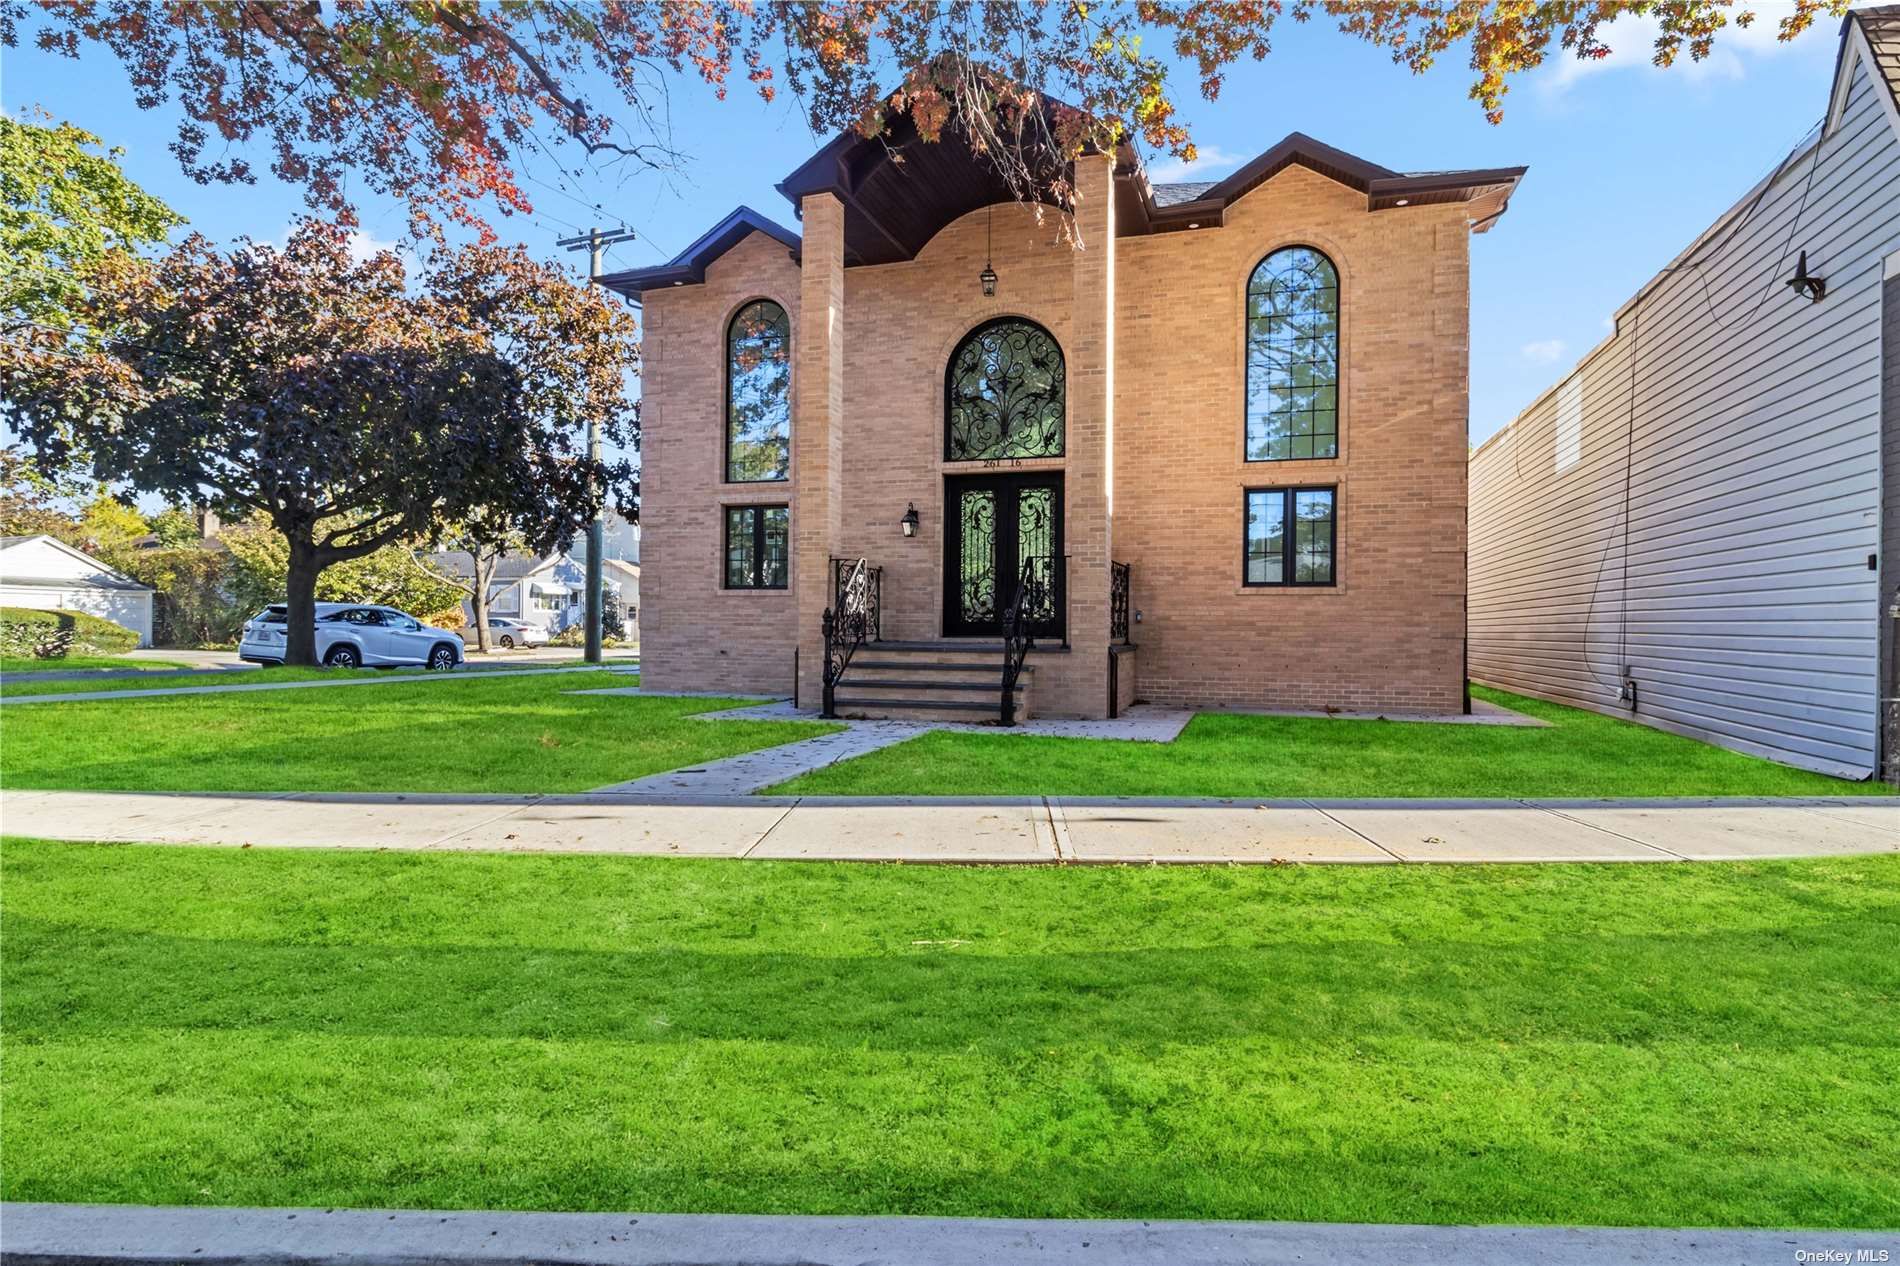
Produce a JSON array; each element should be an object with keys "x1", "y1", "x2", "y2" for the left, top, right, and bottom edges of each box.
[{"x1": 943, "y1": 473, "x2": 1064, "y2": 639}]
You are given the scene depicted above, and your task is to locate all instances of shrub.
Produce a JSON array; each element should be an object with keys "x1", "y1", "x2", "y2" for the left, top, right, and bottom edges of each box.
[
  {"x1": 0, "y1": 606, "x2": 140, "y2": 658},
  {"x1": 116, "y1": 547, "x2": 246, "y2": 647}
]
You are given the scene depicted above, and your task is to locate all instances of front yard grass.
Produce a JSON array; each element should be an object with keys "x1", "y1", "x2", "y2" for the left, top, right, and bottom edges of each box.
[
  {"x1": 0, "y1": 655, "x2": 192, "y2": 675},
  {"x1": 3, "y1": 838, "x2": 1895, "y2": 1227},
  {"x1": 772, "y1": 685, "x2": 1891, "y2": 799},
  {"x1": 0, "y1": 671, "x2": 833, "y2": 793}
]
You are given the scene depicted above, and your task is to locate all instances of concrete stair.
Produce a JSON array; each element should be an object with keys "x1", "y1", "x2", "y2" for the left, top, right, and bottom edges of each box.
[{"x1": 830, "y1": 641, "x2": 1030, "y2": 723}]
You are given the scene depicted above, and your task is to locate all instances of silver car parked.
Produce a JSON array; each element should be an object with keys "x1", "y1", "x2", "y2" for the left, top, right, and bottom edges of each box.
[
  {"x1": 240, "y1": 603, "x2": 466, "y2": 670},
  {"x1": 463, "y1": 616, "x2": 549, "y2": 650}
]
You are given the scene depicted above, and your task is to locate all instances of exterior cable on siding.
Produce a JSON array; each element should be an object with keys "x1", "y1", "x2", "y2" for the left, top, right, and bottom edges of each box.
[{"x1": 1469, "y1": 57, "x2": 1899, "y2": 779}]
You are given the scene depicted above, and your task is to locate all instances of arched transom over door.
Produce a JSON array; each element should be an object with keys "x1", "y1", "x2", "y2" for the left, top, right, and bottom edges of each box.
[{"x1": 944, "y1": 317, "x2": 1065, "y2": 461}]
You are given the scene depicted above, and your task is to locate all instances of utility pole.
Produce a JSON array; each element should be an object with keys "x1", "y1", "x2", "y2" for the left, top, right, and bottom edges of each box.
[{"x1": 560, "y1": 225, "x2": 636, "y2": 664}]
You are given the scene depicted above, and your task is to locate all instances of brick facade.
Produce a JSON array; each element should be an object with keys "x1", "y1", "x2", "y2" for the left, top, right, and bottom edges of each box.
[{"x1": 635, "y1": 155, "x2": 1480, "y2": 717}]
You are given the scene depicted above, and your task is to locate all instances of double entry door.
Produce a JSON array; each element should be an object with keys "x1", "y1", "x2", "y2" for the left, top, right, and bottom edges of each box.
[{"x1": 943, "y1": 472, "x2": 1064, "y2": 639}]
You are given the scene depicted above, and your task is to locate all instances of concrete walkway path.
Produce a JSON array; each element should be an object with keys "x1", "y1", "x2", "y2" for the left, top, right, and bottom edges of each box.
[
  {"x1": 3, "y1": 1202, "x2": 1890, "y2": 1266},
  {"x1": 583, "y1": 701, "x2": 1198, "y2": 795},
  {"x1": 2, "y1": 789, "x2": 1892, "y2": 863},
  {"x1": 0, "y1": 663, "x2": 638, "y2": 706}
]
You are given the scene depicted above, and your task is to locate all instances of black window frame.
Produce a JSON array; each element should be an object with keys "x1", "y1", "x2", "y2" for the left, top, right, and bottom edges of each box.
[
  {"x1": 723, "y1": 503, "x2": 790, "y2": 590},
  {"x1": 1244, "y1": 244, "x2": 1341, "y2": 464},
  {"x1": 724, "y1": 298, "x2": 792, "y2": 485},
  {"x1": 1242, "y1": 485, "x2": 1338, "y2": 588}
]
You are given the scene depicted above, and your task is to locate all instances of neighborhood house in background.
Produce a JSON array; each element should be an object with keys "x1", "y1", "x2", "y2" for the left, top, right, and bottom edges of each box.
[
  {"x1": 1468, "y1": 5, "x2": 1900, "y2": 783},
  {"x1": 606, "y1": 113, "x2": 1522, "y2": 721},
  {"x1": 428, "y1": 529, "x2": 640, "y2": 647},
  {"x1": 0, "y1": 534, "x2": 154, "y2": 646}
]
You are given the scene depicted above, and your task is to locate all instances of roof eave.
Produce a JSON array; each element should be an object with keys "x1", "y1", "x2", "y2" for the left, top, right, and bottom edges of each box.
[{"x1": 594, "y1": 206, "x2": 800, "y2": 301}]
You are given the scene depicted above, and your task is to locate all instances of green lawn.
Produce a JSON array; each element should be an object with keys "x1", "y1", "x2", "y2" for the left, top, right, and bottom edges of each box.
[
  {"x1": 1, "y1": 664, "x2": 341, "y2": 696},
  {"x1": 0, "y1": 658, "x2": 634, "y2": 697},
  {"x1": 3, "y1": 838, "x2": 1894, "y2": 1227},
  {"x1": 0, "y1": 671, "x2": 833, "y2": 792},
  {"x1": 0, "y1": 655, "x2": 191, "y2": 675},
  {"x1": 773, "y1": 685, "x2": 1891, "y2": 799}
]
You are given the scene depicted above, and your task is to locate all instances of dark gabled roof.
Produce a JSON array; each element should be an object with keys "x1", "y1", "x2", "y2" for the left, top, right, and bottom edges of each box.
[
  {"x1": 1849, "y1": 4, "x2": 1900, "y2": 123},
  {"x1": 611, "y1": 116, "x2": 1524, "y2": 295},
  {"x1": 776, "y1": 105, "x2": 1074, "y2": 268},
  {"x1": 1118, "y1": 132, "x2": 1526, "y2": 236},
  {"x1": 596, "y1": 205, "x2": 800, "y2": 302},
  {"x1": 425, "y1": 550, "x2": 551, "y2": 583},
  {"x1": 1152, "y1": 181, "x2": 1217, "y2": 207}
]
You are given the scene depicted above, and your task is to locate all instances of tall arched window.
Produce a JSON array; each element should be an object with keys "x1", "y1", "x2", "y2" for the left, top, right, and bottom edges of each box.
[
  {"x1": 945, "y1": 318, "x2": 1065, "y2": 461},
  {"x1": 1246, "y1": 247, "x2": 1339, "y2": 462},
  {"x1": 726, "y1": 299, "x2": 791, "y2": 482}
]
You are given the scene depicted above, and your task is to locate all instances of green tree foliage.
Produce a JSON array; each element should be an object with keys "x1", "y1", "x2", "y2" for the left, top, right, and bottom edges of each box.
[
  {"x1": 0, "y1": 445, "x2": 76, "y2": 539},
  {"x1": 144, "y1": 508, "x2": 201, "y2": 550},
  {"x1": 0, "y1": 113, "x2": 182, "y2": 330},
  {"x1": 219, "y1": 519, "x2": 468, "y2": 629}
]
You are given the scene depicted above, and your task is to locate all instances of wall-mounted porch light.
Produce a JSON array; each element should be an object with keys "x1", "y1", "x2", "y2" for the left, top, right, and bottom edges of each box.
[
  {"x1": 900, "y1": 502, "x2": 920, "y2": 537},
  {"x1": 1786, "y1": 249, "x2": 1826, "y2": 302}
]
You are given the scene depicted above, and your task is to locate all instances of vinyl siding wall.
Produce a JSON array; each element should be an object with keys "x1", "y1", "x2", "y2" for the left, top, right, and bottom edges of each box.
[{"x1": 1469, "y1": 60, "x2": 1900, "y2": 779}]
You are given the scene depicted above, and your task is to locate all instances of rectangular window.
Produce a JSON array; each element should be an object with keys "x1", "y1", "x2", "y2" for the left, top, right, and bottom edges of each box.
[
  {"x1": 1245, "y1": 487, "x2": 1335, "y2": 586},
  {"x1": 1554, "y1": 375, "x2": 1582, "y2": 473},
  {"x1": 725, "y1": 504, "x2": 789, "y2": 589}
]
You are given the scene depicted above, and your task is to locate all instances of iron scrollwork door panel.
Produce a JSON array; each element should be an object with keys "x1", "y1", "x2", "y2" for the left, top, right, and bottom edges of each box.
[
  {"x1": 944, "y1": 473, "x2": 1063, "y2": 639},
  {"x1": 958, "y1": 487, "x2": 997, "y2": 629}
]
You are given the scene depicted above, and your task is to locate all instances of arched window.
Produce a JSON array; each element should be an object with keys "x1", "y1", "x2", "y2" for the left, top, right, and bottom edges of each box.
[
  {"x1": 945, "y1": 318, "x2": 1065, "y2": 461},
  {"x1": 1246, "y1": 247, "x2": 1339, "y2": 462},
  {"x1": 726, "y1": 299, "x2": 791, "y2": 482}
]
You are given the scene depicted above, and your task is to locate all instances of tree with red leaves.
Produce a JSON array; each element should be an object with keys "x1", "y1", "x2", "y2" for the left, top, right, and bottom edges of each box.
[
  {"x1": 1, "y1": 221, "x2": 639, "y2": 666},
  {"x1": 0, "y1": 2, "x2": 1848, "y2": 236}
]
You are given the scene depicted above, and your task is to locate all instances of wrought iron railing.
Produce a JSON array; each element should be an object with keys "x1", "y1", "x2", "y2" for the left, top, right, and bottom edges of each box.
[
  {"x1": 1110, "y1": 560, "x2": 1131, "y2": 644},
  {"x1": 822, "y1": 557, "x2": 880, "y2": 719},
  {"x1": 830, "y1": 556, "x2": 882, "y2": 643},
  {"x1": 999, "y1": 553, "x2": 1054, "y2": 727}
]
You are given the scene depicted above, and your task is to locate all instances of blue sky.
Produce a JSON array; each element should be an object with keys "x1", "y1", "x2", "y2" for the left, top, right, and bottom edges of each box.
[{"x1": 0, "y1": 6, "x2": 1847, "y2": 445}]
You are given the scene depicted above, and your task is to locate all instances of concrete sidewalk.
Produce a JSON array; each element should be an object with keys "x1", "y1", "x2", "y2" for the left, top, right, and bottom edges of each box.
[
  {"x1": 1, "y1": 789, "x2": 1892, "y2": 863},
  {"x1": 3, "y1": 1202, "x2": 1891, "y2": 1266}
]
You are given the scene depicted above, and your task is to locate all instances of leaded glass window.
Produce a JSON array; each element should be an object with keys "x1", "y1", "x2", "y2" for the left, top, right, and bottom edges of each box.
[
  {"x1": 1246, "y1": 247, "x2": 1339, "y2": 462},
  {"x1": 725, "y1": 504, "x2": 788, "y2": 589},
  {"x1": 1245, "y1": 487, "x2": 1335, "y2": 586},
  {"x1": 727, "y1": 300, "x2": 791, "y2": 482},
  {"x1": 945, "y1": 318, "x2": 1065, "y2": 461}
]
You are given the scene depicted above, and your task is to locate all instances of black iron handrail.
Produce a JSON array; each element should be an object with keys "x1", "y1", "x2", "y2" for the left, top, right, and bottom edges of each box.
[
  {"x1": 1110, "y1": 560, "x2": 1131, "y2": 644},
  {"x1": 822, "y1": 557, "x2": 879, "y2": 718},
  {"x1": 999, "y1": 553, "x2": 1053, "y2": 727},
  {"x1": 831, "y1": 556, "x2": 882, "y2": 643}
]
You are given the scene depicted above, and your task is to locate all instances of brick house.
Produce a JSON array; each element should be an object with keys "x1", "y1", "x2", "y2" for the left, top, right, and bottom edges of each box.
[{"x1": 602, "y1": 120, "x2": 1523, "y2": 721}]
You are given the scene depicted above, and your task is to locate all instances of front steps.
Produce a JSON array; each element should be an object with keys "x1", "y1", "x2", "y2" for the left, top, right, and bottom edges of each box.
[{"x1": 829, "y1": 640, "x2": 1031, "y2": 723}]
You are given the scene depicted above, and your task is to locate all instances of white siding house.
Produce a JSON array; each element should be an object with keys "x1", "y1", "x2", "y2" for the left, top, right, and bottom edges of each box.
[
  {"x1": 1469, "y1": 5, "x2": 1900, "y2": 780},
  {"x1": 0, "y1": 535, "x2": 155, "y2": 646}
]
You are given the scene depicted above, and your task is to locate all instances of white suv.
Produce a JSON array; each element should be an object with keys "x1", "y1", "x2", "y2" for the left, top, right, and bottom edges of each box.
[{"x1": 240, "y1": 603, "x2": 466, "y2": 670}]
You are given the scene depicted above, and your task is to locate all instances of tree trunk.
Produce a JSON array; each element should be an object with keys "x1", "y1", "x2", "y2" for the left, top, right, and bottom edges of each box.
[
  {"x1": 470, "y1": 550, "x2": 496, "y2": 654},
  {"x1": 284, "y1": 534, "x2": 323, "y2": 667}
]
